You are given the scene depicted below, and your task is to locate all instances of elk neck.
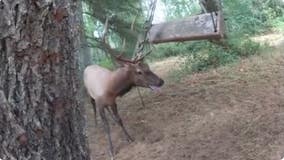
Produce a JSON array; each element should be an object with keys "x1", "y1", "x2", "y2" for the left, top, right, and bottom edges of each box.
[{"x1": 109, "y1": 67, "x2": 134, "y2": 97}]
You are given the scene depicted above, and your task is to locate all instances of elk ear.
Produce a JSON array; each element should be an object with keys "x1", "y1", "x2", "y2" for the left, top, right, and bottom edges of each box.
[
  {"x1": 115, "y1": 60, "x2": 124, "y2": 67},
  {"x1": 115, "y1": 59, "x2": 131, "y2": 68}
]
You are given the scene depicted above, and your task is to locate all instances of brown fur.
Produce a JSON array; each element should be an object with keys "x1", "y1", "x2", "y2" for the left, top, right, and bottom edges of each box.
[{"x1": 84, "y1": 60, "x2": 164, "y2": 160}]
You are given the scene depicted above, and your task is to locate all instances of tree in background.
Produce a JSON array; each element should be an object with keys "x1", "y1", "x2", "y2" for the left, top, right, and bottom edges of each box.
[
  {"x1": 82, "y1": 0, "x2": 146, "y2": 67},
  {"x1": 0, "y1": 0, "x2": 90, "y2": 159}
]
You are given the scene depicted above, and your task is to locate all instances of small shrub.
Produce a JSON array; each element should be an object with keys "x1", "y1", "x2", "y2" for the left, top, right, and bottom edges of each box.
[
  {"x1": 180, "y1": 37, "x2": 261, "y2": 74},
  {"x1": 227, "y1": 38, "x2": 261, "y2": 57},
  {"x1": 150, "y1": 43, "x2": 191, "y2": 60},
  {"x1": 271, "y1": 16, "x2": 284, "y2": 31},
  {"x1": 183, "y1": 43, "x2": 238, "y2": 73}
]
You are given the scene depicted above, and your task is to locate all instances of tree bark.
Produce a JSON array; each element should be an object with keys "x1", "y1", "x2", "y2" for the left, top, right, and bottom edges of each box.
[{"x1": 0, "y1": 0, "x2": 90, "y2": 159}]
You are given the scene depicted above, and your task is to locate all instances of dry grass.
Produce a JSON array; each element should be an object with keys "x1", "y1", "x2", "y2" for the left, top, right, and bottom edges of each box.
[{"x1": 86, "y1": 33, "x2": 284, "y2": 160}]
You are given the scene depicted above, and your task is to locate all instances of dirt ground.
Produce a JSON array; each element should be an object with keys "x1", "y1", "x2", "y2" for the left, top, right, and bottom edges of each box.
[{"x1": 86, "y1": 33, "x2": 284, "y2": 160}]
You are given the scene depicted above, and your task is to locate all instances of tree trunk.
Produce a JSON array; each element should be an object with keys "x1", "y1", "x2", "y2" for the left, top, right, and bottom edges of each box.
[{"x1": 0, "y1": 0, "x2": 90, "y2": 159}]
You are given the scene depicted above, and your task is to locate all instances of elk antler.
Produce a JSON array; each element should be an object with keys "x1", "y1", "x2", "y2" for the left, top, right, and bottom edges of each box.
[
  {"x1": 100, "y1": 17, "x2": 135, "y2": 64},
  {"x1": 133, "y1": 49, "x2": 152, "y2": 62},
  {"x1": 101, "y1": 15, "x2": 153, "y2": 64},
  {"x1": 131, "y1": 0, "x2": 156, "y2": 63}
]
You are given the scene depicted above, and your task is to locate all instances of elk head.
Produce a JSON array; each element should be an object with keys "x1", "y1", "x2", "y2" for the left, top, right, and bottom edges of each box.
[
  {"x1": 101, "y1": 16, "x2": 164, "y2": 92},
  {"x1": 119, "y1": 60, "x2": 164, "y2": 91}
]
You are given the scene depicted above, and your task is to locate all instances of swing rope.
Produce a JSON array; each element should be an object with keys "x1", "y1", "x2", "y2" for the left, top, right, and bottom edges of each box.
[{"x1": 134, "y1": 0, "x2": 157, "y2": 108}]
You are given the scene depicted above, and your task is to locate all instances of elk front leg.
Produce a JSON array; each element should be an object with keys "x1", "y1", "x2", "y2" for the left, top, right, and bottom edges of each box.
[
  {"x1": 98, "y1": 105, "x2": 114, "y2": 160},
  {"x1": 106, "y1": 106, "x2": 117, "y2": 124},
  {"x1": 110, "y1": 103, "x2": 134, "y2": 142}
]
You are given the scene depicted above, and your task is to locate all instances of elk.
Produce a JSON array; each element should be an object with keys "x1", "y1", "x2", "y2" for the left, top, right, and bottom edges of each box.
[{"x1": 84, "y1": 55, "x2": 164, "y2": 159}]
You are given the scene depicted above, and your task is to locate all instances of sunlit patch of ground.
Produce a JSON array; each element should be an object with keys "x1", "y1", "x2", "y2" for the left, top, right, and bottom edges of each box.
[
  {"x1": 149, "y1": 56, "x2": 185, "y2": 78},
  {"x1": 251, "y1": 32, "x2": 284, "y2": 48}
]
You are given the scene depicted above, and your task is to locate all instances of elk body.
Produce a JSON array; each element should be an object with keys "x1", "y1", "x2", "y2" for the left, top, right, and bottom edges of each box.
[{"x1": 84, "y1": 60, "x2": 164, "y2": 159}]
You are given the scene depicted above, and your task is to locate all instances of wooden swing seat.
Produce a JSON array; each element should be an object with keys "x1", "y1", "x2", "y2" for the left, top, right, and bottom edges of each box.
[{"x1": 148, "y1": 11, "x2": 225, "y2": 44}]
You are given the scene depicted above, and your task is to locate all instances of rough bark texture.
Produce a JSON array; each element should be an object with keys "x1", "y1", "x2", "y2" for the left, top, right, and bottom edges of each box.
[{"x1": 0, "y1": 0, "x2": 90, "y2": 159}]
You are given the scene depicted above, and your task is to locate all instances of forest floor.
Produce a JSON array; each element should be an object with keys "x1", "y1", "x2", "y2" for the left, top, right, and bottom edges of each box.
[{"x1": 86, "y1": 32, "x2": 284, "y2": 160}]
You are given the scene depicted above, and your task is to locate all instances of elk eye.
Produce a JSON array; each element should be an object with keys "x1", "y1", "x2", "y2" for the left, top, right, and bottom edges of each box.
[{"x1": 137, "y1": 71, "x2": 142, "y2": 75}]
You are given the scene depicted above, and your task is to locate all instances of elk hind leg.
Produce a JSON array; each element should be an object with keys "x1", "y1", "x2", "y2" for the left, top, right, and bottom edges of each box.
[
  {"x1": 98, "y1": 105, "x2": 115, "y2": 159},
  {"x1": 90, "y1": 97, "x2": 97, "y2": 126}
]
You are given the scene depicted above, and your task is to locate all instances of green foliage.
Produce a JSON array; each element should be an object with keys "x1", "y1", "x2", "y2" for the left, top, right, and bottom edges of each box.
[
  {"x1": 227, "y1": 37, "x2": 262, "y2": 57},
  {"x1": 271, "y1": 15, "x2": 284, "y2": 31},
  {"x1": 97, "y1": 57, "x2": 114, "y2": 69},
  {"x1": 150, "y1": 43, "x2": 189, "y2": 60},
  {"x1": 184, "y1": 43, "x2": 235, "y2": 72},
  {"x1": 180, "y1": 38, "x2": 261, "y2": 73},
  {"x1": 150, "y1": 0, "x2": 283, "y2": 75},
  {"x1": 82, "y1": 0, "x2": 145, "y2": 65},
  {"x1": 224, "y1": 0, "x2": 284, "y2": 34},
  {"x1": 162, "y1": 0, "x2": 201, "y2": 20}
]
